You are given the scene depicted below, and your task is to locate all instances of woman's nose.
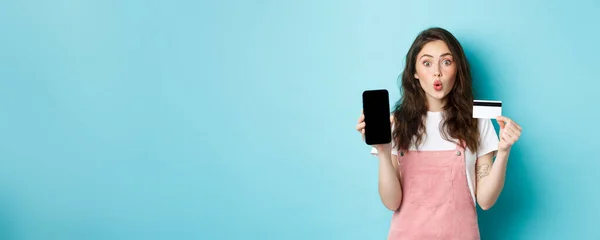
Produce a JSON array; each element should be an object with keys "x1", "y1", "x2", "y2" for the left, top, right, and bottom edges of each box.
[{"x1": 433, "y1": 64, "x2": 441, "y2": 77}]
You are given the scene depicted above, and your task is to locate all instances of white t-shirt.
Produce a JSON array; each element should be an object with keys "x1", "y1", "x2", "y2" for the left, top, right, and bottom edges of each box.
[{"x1": 370, "y1": 111, "x2": 499, "y2": 205}]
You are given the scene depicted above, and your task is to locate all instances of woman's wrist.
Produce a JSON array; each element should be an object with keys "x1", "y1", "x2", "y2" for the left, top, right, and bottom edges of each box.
[{"x1": 376, "y1": 144, "x2": 392, "y2": 153}]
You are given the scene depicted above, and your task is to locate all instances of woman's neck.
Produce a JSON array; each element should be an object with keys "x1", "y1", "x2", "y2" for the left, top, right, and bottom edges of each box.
[{"x1": 426, "y1": 97, "x2": 446, "y2": 112}]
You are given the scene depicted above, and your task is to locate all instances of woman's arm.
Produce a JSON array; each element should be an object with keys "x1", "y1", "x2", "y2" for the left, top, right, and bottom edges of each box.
[
  {"x1": 475, "y1": 150, "x2": 509, "y2": 210},
  {"x1": 376, "y1": 145, "x2": 403, "y2": 211},
  {"x1": 358, "y1": 112, "x2": 402, "y2": 211},
  {"x1": 476, "y1": 115, "x2": 522, "y2": 210}
]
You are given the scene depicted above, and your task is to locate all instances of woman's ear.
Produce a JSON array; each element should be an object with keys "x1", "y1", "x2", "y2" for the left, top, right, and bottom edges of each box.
[{"x1": 414, "y1": 73, "x2": 419, "y2": 79}]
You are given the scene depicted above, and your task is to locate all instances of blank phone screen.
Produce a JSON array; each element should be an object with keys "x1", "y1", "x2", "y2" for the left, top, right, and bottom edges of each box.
[{"x1": 362, "y1": 89, "x2": 392, "y2": 145}]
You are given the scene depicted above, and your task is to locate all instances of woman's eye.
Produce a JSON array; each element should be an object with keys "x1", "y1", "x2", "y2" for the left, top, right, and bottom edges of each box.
[
  {"x1": 423, "y1": 61, "x2": 431, "y2": 67},
  {"x1": 443, "y1": 60, "x2": 452, "y2": 65}
]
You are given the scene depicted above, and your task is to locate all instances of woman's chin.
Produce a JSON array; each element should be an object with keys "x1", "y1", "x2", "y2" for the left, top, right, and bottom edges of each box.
[{"x1": 427, "y1": 91, "x2": 449, "y2": 100}]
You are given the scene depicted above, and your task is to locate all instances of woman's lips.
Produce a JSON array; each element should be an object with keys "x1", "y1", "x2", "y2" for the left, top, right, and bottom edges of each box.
[{"x1": 433, "y1": 80, "x2": 443, "y2": 91}]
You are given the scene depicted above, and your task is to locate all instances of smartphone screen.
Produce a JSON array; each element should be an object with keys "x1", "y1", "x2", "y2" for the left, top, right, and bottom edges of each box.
[{"x1": 362, "y1": 89, "x2": 392, "y2": 145}]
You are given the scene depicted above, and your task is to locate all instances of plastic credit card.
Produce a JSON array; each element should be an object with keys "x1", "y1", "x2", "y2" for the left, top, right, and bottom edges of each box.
[{"x1": 473, "y1": 100, "x2": 502, "y2": 119}]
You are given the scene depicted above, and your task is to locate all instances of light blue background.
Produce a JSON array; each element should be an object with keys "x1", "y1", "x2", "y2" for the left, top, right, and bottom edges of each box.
[{"x1": 1, "y1": 0, "x2": 599, "y2": 239}]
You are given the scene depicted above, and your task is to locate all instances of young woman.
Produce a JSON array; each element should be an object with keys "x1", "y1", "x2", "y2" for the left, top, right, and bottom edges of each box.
[{"x1": 355, "y1": 27, "x2": 522, "y2": 239}]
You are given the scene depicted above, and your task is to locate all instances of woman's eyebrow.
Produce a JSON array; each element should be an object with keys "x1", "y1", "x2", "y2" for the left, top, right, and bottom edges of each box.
[{"x1": 420, "y1": 53, "x2": 452, "y2": 59}]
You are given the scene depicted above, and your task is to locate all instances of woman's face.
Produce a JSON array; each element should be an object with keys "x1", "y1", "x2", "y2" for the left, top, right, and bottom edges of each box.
[{"x1": 414, "y1": 40, "x2": 457, "y2": 102}]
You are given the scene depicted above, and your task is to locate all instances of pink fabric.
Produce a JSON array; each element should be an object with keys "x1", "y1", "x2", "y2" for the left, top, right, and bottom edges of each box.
[{"x1": 387, "y1": 144, "x2": 480, "y2": 240}]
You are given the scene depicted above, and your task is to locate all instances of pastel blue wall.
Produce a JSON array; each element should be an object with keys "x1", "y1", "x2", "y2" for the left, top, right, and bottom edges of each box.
[{"x1": 1, "y1": 0, "x2": 599, "y2": 239}]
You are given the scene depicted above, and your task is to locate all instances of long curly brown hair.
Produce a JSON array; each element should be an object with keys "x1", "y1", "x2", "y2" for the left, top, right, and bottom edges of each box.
[{"x1": 392, "y1": 27, "x2": 479, "y2": 153}]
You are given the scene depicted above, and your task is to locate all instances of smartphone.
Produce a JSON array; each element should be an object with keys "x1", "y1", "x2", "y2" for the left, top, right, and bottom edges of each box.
[{"x1": 362, "y1": 89, "x2": 392, "y2": 145}]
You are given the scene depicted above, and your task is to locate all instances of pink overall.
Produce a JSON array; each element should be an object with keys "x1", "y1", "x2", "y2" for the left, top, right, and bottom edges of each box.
[{"x1": 388, "y1": 144, "x2": 480, "y2": 240}]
